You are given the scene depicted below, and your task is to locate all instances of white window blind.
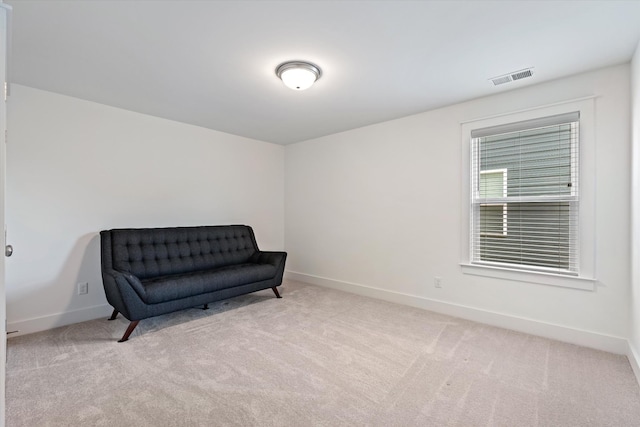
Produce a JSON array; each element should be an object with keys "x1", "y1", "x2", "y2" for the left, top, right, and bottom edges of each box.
[{"x1": 470, "y1": 112, "x2": 579, "y2": 275}]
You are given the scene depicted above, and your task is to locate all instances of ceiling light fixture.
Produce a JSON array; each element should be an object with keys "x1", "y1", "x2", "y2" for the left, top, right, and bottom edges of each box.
[{"x1": 275, "y1": 61, "x2": 322, "y2": 91}]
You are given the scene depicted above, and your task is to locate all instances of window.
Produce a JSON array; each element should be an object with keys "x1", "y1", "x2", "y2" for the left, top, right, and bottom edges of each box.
[
  {"x1": 461, "y1": 100, "x2": 596, "y2": 290},
  {"x1": 470, "y1": 112, "x2": 579, "y2": 275}
]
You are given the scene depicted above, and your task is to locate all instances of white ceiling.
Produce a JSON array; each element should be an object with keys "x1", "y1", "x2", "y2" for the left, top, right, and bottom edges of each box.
[{"x1": 6, "y1": 0, "x2": 640, "y2": 145}]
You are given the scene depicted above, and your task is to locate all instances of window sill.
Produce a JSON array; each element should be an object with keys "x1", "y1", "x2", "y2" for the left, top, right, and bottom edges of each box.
[{"x1": 460, "y1": 263, "x2": 596, "y2": 291}]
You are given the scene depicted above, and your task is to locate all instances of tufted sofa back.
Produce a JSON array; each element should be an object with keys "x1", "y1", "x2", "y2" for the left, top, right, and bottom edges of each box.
[{"x1": 101, "y1": 225, "x2": 259, "y2": 280}]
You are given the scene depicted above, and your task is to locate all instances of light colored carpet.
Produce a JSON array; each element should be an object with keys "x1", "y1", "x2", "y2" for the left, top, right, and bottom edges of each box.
[{"x1": 6, "y1": 280, "x2": 640, "y2": 426}]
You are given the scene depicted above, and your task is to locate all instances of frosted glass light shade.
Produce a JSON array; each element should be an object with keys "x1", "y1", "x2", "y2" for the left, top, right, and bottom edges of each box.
[
  {"x1": 276, "y1": 61, "x2": 321, "y2": 91},
  {"x1": 280, "y1": 68, "x2": 316, "y2": 90}
]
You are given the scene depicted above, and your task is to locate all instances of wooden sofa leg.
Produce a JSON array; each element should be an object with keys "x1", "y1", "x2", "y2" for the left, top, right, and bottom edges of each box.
[
  {"x1": 118, "y1": 321, "x2": 140, "y2": 343},
  {"x1": 272, "y1": 286, "x2": 282, "y2": 298},
  {"x1": 108, "y1": 309, "x2": 119, "y2": 321},
  {"x1": 202, "y1": 304, "x2": 209, "y2": 310}
]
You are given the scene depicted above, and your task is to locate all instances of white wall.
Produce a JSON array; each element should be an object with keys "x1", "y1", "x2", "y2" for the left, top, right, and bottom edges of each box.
[
  {"x1": 631, "y1": 43, "x2": 640, "y2": 379},
  {"x1": 6, "y1": 84, "x2": 285, "y2": 335},
  {"x1": 286, "y1": 64, "x2": 631, "y2": 353}
]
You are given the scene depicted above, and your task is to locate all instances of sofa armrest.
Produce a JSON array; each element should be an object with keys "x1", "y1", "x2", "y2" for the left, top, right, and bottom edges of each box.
[
  {"x1": 249, "y1": 251, "x2": 287, "y2": 286},
  {"x1": 104, "y1": 269, "x2": 145, "y2": 297},
  {"x1": 102, "y1": 268, "x2": 148, "y2": 320},
  {"x1": 250, "y1": 251, "x2": 286, "y2": 267}
]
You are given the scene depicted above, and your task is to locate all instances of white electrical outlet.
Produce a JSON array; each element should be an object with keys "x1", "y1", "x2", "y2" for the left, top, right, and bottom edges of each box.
[
  {"x1": 78, "y1": 282, "x2": 88, "y2": 295},
  {"x1": 434, "y1": 277, "x2": 442, "y2": 288}
]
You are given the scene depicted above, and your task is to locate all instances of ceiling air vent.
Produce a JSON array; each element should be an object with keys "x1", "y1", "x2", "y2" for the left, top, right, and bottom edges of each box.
[{"x1": 490, "y1": 68, "x2": 534, "y2": 86}]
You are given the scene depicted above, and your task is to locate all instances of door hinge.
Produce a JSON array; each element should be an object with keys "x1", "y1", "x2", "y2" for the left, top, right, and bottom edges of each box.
[{"x1": 3, "y1": 82, "x2": 6, "y2": 101}]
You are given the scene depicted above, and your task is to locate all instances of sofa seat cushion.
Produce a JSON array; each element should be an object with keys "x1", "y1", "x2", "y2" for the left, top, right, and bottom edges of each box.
[{"x1": 140, "y1": 263, "x2": 276, "y2": 304}]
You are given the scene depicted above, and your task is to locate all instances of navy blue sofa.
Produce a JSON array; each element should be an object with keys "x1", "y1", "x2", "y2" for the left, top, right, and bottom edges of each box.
[{"x1": 100, "y1": 225, "x2": 286, "y2": 342}]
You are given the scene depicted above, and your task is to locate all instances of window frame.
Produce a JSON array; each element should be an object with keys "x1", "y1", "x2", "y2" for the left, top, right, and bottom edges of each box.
[{"x1": 460, "y1": 98, "x2": 596, "y2": 291}]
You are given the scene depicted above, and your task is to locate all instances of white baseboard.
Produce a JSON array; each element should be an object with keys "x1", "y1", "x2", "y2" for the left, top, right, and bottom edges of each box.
[
  {"x1": 285, "y1": 271, "x2": 628, "y2": 355},
  {"x1": 7, "y1": 304, "x2": 113, "y2": 338},
  {"x1": 628, "y1": 341, "x2": 640, "y2": 386}
]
